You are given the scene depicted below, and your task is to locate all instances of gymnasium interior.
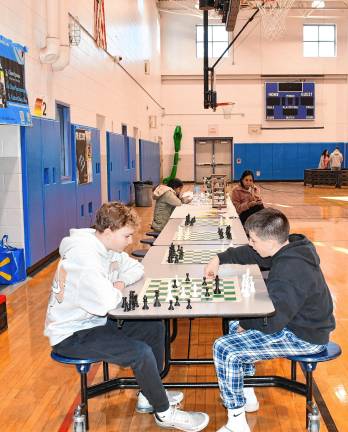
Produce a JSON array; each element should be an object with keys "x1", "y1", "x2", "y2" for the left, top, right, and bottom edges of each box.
[{"x1": 0, "y1": 0, "x2": 347, "y2": 431}]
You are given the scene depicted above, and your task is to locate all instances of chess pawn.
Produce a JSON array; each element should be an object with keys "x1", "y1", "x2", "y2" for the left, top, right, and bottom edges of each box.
[{"x1": 191, "y1": 283, "x2": 199, "y2": 298}]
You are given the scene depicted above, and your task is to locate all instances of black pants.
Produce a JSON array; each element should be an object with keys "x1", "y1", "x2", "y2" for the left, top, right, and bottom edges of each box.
[
  {"x1": 53, "y1": 319, "x2": 169, "y2": 412},
  {"x1": 239, "y1": 204, "x2": 264, "y2": 226}
]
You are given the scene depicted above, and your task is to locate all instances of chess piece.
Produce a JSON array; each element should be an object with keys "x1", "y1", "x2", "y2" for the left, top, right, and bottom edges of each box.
[
  {"x1": 172, "y1": 278, "x2": 178, "y2": 289},
  {"x1": 204, "y1": 286, "x2": 210, "y2": 297},
  {"x1": 185, "y1": 272, "x2": 190, "y2": 282},
  {"x1": 186, "y1": 299, "x2": 192, "y2": 309},
  {"x1": 153, "y1": 290, "x2": 161, "y2": 307},
  {"x1": 191, "y1": 282, "x2": 199, "y2": 298},
  {"x1": 121, "y1": 297, "x2": 127, "y2": 309},
  {"x1": 142, "y1": 295, "x2": 149, "y2": 310},
  {"x1": 174, "y1": 296, "x2": 180, "y2": 306},
  {"x1": 214, "y1": 275, "x2": 221, "y2": 295},
  {"x1": 174, "y1": 254, "x2": 179, "y2": 264},
  {"x1": 179, "y1": 284, "x2": 187, "y2": 300},
  {"x1": 166, "y1": 281, "x2": 174, "y2": 302},
  {"x1": 179, "y1": 246, "x2": 184, "y2": 260},
  {"x1": 123, "y1": 299, "x2": 129, "y2": 312},
  {"x1": 202, "y1": 276, "x2": 207, "y2": 286},
  {"x1": 168, "y1": 300, "x2": 174, "y2": 310}
]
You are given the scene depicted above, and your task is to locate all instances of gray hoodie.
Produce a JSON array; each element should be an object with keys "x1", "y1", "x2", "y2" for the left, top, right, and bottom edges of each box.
[
  {"x1": 329, "y1": 149, "x2": 343, "y2": 169},
  {"x1": 44, "y1": 228, "x2": 144, "y2": 346},
  {"x1": 151, "y1": 185, "x2": 182, "y2": 232}
]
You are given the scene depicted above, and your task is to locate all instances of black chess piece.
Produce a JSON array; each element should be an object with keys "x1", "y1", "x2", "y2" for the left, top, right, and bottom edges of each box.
[
  {"x1": 153, "y1": 290, "x2": 161, "y2": 307},
  {"x1": 142, "y1": 295, "x2": 149, "y2": 310},
  {"x1": 218, "y1": 228, "x2": 224, "y2": 239},
  {"x1": 214, "y1": 275, "x2": 221, "y2": 295},
  {"x1": 186, "y1": 299, "x2": 192, "y2": 309},
  {"x1": 172, "y1": 278, "x2": 178, "y2": 289},
  {"x1": 185, "y1": 272, "x2": 190, "y2": 282},
  {"x1": 121, "y1": 297, "x2": 127, "y2": 309},
  {"x1": 168, "y1": 253, "x2": 173, "y2": 263},
  {"x1": 134, "y1": 294, "x2": 139, "y2": 308},
  {"x1": 191, "y1": 216, "x2": 196, "y2": 224},
  {"x1": 169, "y1": 242, "x2": 175, "y2": 253},
  {"x1": 174, "y1": 254, "x2": 179, "y2": 264},
  {"x1": 179, "y1": 246, "x2": 184, "y2": 260},
  {"x1": 123, "y1": 299, "x2": 129, "y2": 312},
  {"x1": 174, "y1": 296, "x2": 180, "y2": 306},
  {"x1": 168, "y1": 300, "x2": 174, "y2": 310},
  {"x1": 205, "y1": 286, "x2": 210, "y2": 297},
  {"x1": 202, "y1": 276, "x2": 207, "y2": 286}
]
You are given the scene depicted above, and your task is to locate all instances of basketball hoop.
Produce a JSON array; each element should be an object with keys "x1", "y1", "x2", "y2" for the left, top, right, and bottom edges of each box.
[
  {"x1": 255, "y1": 0, "x2": 295, "y2": 40},
  {"x1": 216, "y1": 102, "x2": 235, "y2": 119}
]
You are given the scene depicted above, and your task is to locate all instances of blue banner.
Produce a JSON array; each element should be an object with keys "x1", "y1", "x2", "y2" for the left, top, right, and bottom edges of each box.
[{"x1": 0, "y1": 34, "x2": 31, "y2": 126}]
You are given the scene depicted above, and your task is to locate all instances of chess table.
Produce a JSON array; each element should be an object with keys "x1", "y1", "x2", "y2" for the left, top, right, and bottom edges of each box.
[
  {"x1": 170, "y1": 196, "x2": 238, "y2": 219},
  {"x1": 154, "y1": 218, "x2": 248, "y2": 246}
]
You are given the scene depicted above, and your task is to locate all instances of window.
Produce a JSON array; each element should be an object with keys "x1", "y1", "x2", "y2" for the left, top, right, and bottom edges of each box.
[
  {"x1": 196, "y1": 25, "x2": 229, "y2": 58},
  {"x1": 303, "y1": 24, "x2": 336, "y2": 57},
  {"x1": 56, "y1": 103, "x2": 71, "y2": 180}
]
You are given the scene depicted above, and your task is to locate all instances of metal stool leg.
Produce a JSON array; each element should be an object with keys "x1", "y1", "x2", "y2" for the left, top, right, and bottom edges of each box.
[
  {"x1": 291, "y1": 360, "x2": 297, "y2": 380},
  {"x1": 80, "y1": 371, "x2": 89, "y2": 430},
  {"x1": 305, "y1": 367, "x2": 314, "y2": 429},
  {"x1": 103, "y1": 362, "x2": 109, "y2": 381}
]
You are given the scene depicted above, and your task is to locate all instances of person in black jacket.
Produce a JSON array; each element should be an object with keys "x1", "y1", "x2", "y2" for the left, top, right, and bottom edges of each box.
[{"x1": 204, "y1": 208, "x2": 335, "y2": 432}]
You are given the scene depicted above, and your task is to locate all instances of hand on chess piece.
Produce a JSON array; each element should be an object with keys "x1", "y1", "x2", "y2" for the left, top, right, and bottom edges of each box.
[{"x1": 204, "y1": 255, "x2": 220, "y2": 279}]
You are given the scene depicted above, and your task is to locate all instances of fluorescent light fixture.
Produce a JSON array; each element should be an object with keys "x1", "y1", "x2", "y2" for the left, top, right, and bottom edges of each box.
[{"x1": 312, "y1": 0, "x2": 325, "y2": 8}]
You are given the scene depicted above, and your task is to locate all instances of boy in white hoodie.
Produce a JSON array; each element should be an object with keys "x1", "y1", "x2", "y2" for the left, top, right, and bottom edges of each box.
[{"x1": 44, "y1": 202, "x2": 209, "y2": 432}]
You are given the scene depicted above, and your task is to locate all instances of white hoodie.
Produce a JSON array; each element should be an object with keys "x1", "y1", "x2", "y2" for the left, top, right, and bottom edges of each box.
[{"x1": 44, "y1": 228, "x2": 144, "y2": 346}]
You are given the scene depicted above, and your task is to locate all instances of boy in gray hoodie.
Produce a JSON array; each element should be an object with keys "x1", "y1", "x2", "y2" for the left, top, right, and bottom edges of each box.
[{"x1": 45, "y1": 202, "x2": 208, "y2": 431}]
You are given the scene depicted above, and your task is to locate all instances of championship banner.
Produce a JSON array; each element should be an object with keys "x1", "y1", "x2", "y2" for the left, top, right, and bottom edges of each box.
[{"x1": 0, "y1": 34, "x2": 31, "y2": 126}]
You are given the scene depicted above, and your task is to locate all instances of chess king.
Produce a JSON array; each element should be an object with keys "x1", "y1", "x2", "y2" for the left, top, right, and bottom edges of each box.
[
  {"x1": 204, "y1": 208, "x2": 335, "y2": 432},
  {"x1": 45, "y1": 202, "x2": 209, "y2": 432}
]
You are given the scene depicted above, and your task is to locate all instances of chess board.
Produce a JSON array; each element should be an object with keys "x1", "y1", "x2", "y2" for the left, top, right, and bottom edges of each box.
[
  {"x1": 140, "y1": 277, "x2": 241, "y2": 303},
  {"x1": 180, "y1": 218, "x2": 230, "y2": 227},
  {"x1": 174, "y1": 229, "x2": 224, "y2": 241},
  {"x1": 162, "y1": 249, "x2": 222, "y2": 264}
]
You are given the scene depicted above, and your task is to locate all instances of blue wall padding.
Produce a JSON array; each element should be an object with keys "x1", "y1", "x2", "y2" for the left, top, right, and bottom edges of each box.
[
  {"x1": 21, "y1": 118, "x2": 101, "y2": 268},
  {"x1": 139, "y1": 139, "x2": 160, "y2": 185},
  {"x1": 233, "y1": 142, "x2": 346, "y2": 181},
  {"x1": 106, "y1": 132, "x2": 136, "y2": 204}
]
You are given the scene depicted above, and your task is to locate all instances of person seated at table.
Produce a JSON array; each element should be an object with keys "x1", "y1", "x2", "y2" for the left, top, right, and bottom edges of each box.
[
  {"x1": 44, "y1": 201, "x2": 209, "y2": 432},
  {"x1": 204, "y1": 208, "x2": 335, "y2": 432},
  {"x1": 318, "y1": 149, "x2": 330, "y2": 169},
  {"x1": 151, "y1": 178, "x2": 192, "y2": 232},
  {"x1": 231, "y1": 170, "x2": 264, "y2": 226}
]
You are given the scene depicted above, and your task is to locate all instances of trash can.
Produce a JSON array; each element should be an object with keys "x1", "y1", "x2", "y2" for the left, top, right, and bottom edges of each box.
[{"x1": 134, "y1": 181, "x2": 153, "y2": 207}]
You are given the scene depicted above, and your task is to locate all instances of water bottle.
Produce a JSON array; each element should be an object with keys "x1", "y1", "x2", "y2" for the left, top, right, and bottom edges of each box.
[
  {"x1": 73, "y1": 405, "x2": 86, "y2": 432},
  {"x1": 308, "y1": 404, "x2": 320, "y2": 432}
]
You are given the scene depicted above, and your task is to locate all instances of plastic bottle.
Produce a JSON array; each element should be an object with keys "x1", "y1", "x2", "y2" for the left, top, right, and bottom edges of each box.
[
  {"x1": 308, "y1": 404, "x2": 320, "y2": 432},
  {"x1": 73, "y1": 405, "x2": 86, "y2": 432}
]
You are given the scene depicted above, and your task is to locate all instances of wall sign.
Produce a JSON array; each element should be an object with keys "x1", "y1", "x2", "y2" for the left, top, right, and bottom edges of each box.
[
  {"x1": 0, "y1": 34, "x2": 31, "y2": 126},
  {"x1": 76, "y1": 129, "x2": 93, "y2": 184}
]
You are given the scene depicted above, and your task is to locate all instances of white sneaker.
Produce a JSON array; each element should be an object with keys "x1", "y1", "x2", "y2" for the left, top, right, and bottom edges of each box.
[
  {"x1": 155, "y1": 406, "x2": 209, "y2": 432},
  {"x1": 136, "y1": 390, "x2": 184, "y2": 413},
  {"x1": 217, "y1": 407, "x2": 250, "y2": 432},
  {"x1": 243, "y1": 387, "x2": 259, "y2": 413}
]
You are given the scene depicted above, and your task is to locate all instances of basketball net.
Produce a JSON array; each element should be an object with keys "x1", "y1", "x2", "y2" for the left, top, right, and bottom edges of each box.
[
  {"x1": 255, "y1": 0, "x2": 295, "y2": 40},
  {"x1": 216, "y1": 102, "x2": 235, "y2": 119}
]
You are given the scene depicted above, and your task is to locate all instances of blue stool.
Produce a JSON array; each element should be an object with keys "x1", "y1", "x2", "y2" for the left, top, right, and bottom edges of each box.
[
  {"x1": 51, "y1": 352, "x2": 109, "y2": 430},
  {"x1": 131, "y1": 249, "x2": 147, "y2": 259},
  {"x1": 146, "y1": 231, "x2": 159, "y2": 238},
  {"x1": 140, "y1": 238, "x2": 154, "y2": 246},
  {"x1": 287, "y1": 341, "x2": 341, "y2": 428}
]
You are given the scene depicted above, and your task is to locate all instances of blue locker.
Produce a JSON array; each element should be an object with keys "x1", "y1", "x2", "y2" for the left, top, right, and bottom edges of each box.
[
  {"x1": 107, "y1": 132, "x2": 124, "y2": 203},
  {"x1": 139, "y1": 139, "x2": 160, "y2": 184}
]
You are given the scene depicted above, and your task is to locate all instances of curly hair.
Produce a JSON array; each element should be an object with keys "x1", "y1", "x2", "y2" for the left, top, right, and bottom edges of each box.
[{"x1": 94, "y1": 202, "x2": 139, "y2": 232}]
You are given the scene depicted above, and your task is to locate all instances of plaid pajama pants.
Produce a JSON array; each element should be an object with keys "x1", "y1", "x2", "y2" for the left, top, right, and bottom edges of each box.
[{"x1": 213, "y1": 321, "x2": 326, "y2": 409}]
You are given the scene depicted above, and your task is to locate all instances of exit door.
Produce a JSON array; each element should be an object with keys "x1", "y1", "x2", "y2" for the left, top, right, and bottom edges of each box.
[{"x1": 194, "y1": 137, "x2": 233, "y2": 183}]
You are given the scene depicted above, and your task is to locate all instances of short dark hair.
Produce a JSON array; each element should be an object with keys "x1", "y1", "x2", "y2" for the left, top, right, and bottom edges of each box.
[
  {"x1": 167, "y1": 178, "x2": 183, "y2": 190},
  {"x1": 94, "y1": 202, "x2": 139, "y2": 232},
  {"x1": 245, "y1": 208, "x2": 290, "y2": 243},
  {"x1": 239, "y1": 170, "x2": 255, "y2": 186}
]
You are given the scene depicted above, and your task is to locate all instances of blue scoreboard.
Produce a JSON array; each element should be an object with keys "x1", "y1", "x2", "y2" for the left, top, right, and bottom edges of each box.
[{"x1": 265, "y1": 82, "x2": 315, "y2": 120}]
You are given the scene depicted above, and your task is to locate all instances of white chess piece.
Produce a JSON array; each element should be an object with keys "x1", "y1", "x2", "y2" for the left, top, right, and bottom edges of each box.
[
  {"x1": 241, "y1": 273, "x2": 250, "y2": 298},
  {"x1": 177, "y1": 225, "x2": 183, "y2": 240},
  {"x1": 166, "y1": 280, "x2": 174, "y2": 302},
  {"x1": 219, "y1": 216, "x2": 224, "y2": 227},
  {"x1": 184, "y1": 227, "x2": 190, "y2": 240},
  {"x1": 179, "y1": 282, "x2": 187, "y2": 299},
  {"x1": 249, "y1": 275, "x2": 255, "y2": 293},
  {"x1": 191, "y1": 282, "x2": 199, "y2": 298}
]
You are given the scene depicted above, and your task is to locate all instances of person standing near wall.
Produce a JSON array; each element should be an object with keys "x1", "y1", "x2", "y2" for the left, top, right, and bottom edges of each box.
[
  {"x1": 231, "y1": 170, "x2": 264, "y2": 226},
  {"x1": 329, "y1": 147, "x2": 343, "y2": 170},
  {"x1": 318, "y1": 149, "x2": 330, "y2": 169}
]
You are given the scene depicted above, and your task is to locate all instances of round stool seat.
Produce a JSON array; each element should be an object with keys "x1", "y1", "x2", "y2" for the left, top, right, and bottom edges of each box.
[
  {"x1": 146, "y1": 231, "x2": 159, "y2": 238},
  {"x1": 287, "y1": 341, "x2": 341, "y2": 370},
  {"x1": 51, "y1": 351, "x2": 100, "y2": 374},
  {"x1": 131, "y1": 249, "x2": 147, "y2": 258},
  {"x1": 140, "y1": 238, "x2": 154, "y2": 246}
]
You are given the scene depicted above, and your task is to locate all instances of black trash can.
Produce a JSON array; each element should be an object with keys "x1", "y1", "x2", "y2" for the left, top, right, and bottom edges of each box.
[{"x1": 133, "y1": 181, "x2": 153, "y2": 207}]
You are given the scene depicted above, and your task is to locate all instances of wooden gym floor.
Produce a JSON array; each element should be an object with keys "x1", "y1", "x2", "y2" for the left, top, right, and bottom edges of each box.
[{"x1": 0, "y1": 182, "x2": 347, "y2": 432}]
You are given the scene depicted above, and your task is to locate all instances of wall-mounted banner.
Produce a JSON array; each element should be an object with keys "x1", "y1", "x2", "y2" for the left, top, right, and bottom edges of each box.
[
  {"x1": 0, "y1": 35, "x2": 31, "y2": 126},
  {"x1": 76, "y1": 129, "x2": 93, "y2": 185}
]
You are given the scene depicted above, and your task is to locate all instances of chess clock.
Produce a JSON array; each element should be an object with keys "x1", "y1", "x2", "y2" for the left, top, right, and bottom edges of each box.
[{"x1": 265, "y1": 82, "x2": 315, "y2": 120}]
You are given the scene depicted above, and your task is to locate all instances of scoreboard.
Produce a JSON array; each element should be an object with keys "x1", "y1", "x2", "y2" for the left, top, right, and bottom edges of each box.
[{"x1": 265, "y1": 82, "x2": 315, "y2": 120}]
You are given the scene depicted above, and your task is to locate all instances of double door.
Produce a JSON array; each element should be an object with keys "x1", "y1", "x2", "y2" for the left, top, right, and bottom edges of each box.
[{"x1": 194, "y1": 137, "x2": 233, "y2": 183}]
